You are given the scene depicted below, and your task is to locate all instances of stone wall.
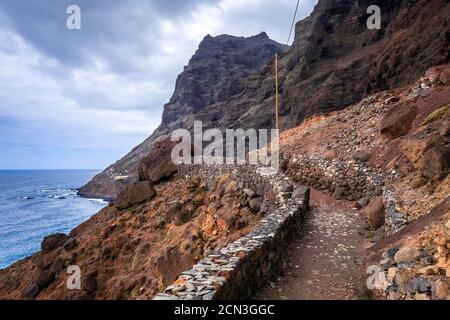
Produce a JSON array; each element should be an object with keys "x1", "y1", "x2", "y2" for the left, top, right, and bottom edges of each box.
[
  {"x1": 284, "y1": 154, "x2": 384, "y2": 201},
  {"x1": 153, "y1": 165, "x2": 309, "y2": 300},
  {"x1": 283, "y1": 154, "x2": 409, "y2": 233}
]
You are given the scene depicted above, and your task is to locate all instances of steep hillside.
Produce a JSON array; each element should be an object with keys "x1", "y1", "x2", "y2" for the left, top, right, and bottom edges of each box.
[
  {"x1": 273, "y1": 63, "x2": 450, "y2": 300},
  {"x1": 279, "y1": 64, "x2": 449, "y2": 229},
  {"x1": 0, "y1": 156, "x2": 276, "y2": 299},
  {"x1": 2, "y1": 63, "x2": 447, "y2": 300},
  {"x1": 80, "y1": 0, "x2": 450, "y2": 200}
]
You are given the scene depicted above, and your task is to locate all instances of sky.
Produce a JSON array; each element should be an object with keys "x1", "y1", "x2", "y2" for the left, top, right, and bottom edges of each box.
[{"x1": 0, "y1": 0, "x2": 317, "y2": 170}]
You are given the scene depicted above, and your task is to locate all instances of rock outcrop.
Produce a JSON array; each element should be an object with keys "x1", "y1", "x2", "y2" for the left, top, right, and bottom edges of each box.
[
  {"x1": 369, "y1": 198, "x2": 450, "y2": 300},
  {"x1": 138, "y1": 139, "x2": 179, "y2": 184}
]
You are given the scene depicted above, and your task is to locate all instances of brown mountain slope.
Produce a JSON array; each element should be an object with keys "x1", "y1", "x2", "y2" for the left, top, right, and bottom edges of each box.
[
  {"x1": 79, "y1": 0, "x2": 450, "y2": 200},
  {"x1": 1, "y1": 64, "x2": 448, "y2": 300},
  {"x1": 0, "y1": 169, "x2": 274, "y2": 299}
]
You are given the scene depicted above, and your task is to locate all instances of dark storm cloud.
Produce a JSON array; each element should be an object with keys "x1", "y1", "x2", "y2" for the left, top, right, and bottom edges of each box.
[{"x1": 0, "y1": 0, "x2": 215, "y2": 69}]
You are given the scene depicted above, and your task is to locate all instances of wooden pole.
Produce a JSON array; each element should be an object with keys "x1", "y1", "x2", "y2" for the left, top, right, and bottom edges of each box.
[{"x1": 275, "y1": 53, "x2": 279, "y2": 130}]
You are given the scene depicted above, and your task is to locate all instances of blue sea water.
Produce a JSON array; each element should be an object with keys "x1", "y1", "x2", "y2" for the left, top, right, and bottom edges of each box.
[{"x1": 0, "y1": 170, "x2": 107, "y2": 269}]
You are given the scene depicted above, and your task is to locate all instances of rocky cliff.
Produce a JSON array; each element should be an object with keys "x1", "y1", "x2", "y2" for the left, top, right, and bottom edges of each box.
[
  {"x1": 78, "y1": 32, "x2": 288, "y2": 199},
  {"x1": 79, "y1": 0, "x2": 450, "y2": 200}
]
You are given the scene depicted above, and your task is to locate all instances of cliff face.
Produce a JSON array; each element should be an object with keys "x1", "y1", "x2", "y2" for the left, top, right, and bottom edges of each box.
[
  {"x1": 78, "y1": 32, "x2": 288, "y2": 199},
  {"x1": 79, "y1": 0, "x2": 450, "y2": 199},
  {"x1": 281, "y1": 0, "x2": 450, "y2": 123}
]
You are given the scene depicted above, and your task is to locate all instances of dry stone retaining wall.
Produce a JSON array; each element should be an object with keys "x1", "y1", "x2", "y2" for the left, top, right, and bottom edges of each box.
[
  {"x1": 153, "y1": 165, "x2": 309, "y2": 300},
  {"x1": 285, "y1": 154, "x2": 384, "y2": 201},
  {"x1": 284, "y1": 154, "x2": 408, "y2": 233}
]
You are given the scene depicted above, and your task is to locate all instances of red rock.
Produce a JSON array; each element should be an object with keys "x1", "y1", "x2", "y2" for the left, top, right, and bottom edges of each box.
[
  {"x1": 352, "y1": 151, "x2": 371, "y2": 162},
  {"x1": 364, "y1": 197, "x2": 385, "y2": 229},
  {"x1": 394, "y1": 245, "x2": 422, "y2": 264},
  {"x1": 138, "y1": 138, "x2": 179, "y2": 184},
  {"x1": 418, "y1": 145, "x2": 450, "y2": 180},
  {"x1": 41, "y1": 233, "x2": 69, "y2": 254},
  {"x1": 115, "y1": 181, "x2": 156, "y2": 209},
  {"x1": 380, "y1": 104, "x2": 417, "y2": 139},
  {"x1": 439, "y1": 67, "x2": 450, "y2": 85},
  {"x1": 433, "y1": 279, "x2": 449, "y2": 300}
]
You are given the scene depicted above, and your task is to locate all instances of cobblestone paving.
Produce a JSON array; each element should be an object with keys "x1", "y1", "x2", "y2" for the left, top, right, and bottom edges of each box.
[{"x1": 257, "y1": 189, "x2": 369, "y2": 300}]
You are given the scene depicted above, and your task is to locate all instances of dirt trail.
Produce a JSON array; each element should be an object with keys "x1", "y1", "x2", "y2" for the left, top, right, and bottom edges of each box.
[{"x1": 256, "y1": 189, "x2": 369, "y2": 300}]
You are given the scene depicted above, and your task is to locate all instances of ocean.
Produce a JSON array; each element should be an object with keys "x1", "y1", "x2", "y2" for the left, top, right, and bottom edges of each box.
[{"x1": 0, "y1": 170, "x2": 107, "y2": 269}]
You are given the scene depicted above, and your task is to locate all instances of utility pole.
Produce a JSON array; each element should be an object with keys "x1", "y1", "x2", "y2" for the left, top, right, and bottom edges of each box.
[{"x1": 275, "y1": 53, "x2": 279, "y2": 130}]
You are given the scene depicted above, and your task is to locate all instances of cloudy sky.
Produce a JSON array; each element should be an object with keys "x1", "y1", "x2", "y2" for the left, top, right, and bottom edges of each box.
[{"x1": 0, "y1": 0, "x2": 316, "y2": 170}]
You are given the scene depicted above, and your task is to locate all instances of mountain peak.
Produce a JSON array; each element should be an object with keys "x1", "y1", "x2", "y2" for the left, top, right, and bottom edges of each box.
[{"x1": 252, "y1": 31, "x2": 269, "y2": 40}]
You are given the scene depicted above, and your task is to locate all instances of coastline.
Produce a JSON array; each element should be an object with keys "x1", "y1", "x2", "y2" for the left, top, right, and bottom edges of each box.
[
  {"x1": 0, "y1": 170, "x2": 107, "y2": 269},
  {"x1": 76, "y1": 189, "x2": 114, "y2": 203}
]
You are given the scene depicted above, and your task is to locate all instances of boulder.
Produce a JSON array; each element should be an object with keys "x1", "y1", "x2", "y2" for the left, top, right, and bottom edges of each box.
[
  {"x1": 186, "y1": 175, "x2": 202, "y2": 191},
  {"x1": 411, "y1": 86, "x2": 430, "y2": 98},
  {"x1": 418, "y1": 145, "x2": 450, "y2": 180},
  {"x1": 382, "y1": 248, "x2": 400, "y2": 260},
  {"x1": 387, "y1": 267, "x2": 398, "y2": 283},
  {"x1": 138, "y1": 138, "x2": 179, "y2": 184},
  {"x1": 422, "y1": 106, "x2": 450, "y2": 126},
  {"x1": 115, "y1": 181, "x2": 156, "y2": 210},
  {"x1": 380, "y1": 104, "x2": 417, "y2": 139},
  {"x1": 224, "y1": 181, "x2": 239, "y2": 196},
  {"x1": 394, "y1": 245, "x2": 422, "y2": 264},
  {"x1": 432, "y1": 279, "x2": 449, "y2": 300},
  {"x1": 399, "y1": 137, "x2": 434, "y2": 165},
  {"x1": 364, "y1": 197, "x2": 385, "y2": 229},
  {"x1": 215, "y1": 174, "x2": 232, "y2": 197},
  {"x1": 41, "y1": 233, "x2": 69, "y2": 254},
  {"x1": 332, "y1": 186, "x2": 346, "y2": 200},
  {"x1": 426, "y1": 65, "x2": 450, "y2": 85},
  {"x1": 352, "y1": 151, "x2": 371, "y2": 162},
  {"x1": 445, "y1": 220, "x2": 450, "y2": 230}
]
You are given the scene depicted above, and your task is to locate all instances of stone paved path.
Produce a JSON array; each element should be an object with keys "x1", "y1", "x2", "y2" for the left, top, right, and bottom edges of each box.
[{"x1": 256, "y1": 189, "x2": 369, "y2": 300}]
